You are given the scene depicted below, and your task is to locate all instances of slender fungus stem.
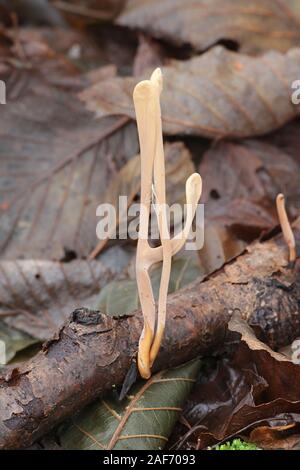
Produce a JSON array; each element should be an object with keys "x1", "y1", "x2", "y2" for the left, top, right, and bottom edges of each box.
[
  {"x1": 133, "y1": 68, "x2": 202, "y2": 379},
  {"x1": 134, "y1": 80, "x2": 157, "y2": 379},
  {"x1": 276, "y1": 193, "x2": 296, "y2": 264},
  {"x1": 149, "y1": 69, "x2": 172, "y2": 367}
]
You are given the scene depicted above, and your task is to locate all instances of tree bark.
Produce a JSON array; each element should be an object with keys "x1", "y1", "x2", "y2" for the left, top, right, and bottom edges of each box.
[{"x1": 1, "y1": 219, "x2": 300, "y2": 449}]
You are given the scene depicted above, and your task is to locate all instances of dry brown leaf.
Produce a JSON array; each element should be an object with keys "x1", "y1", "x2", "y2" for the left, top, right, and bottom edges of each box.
[
  {"x1": 0, "y1": 0, "x2": 66, "y2": 26},
  {"x1": 14, "y1": 27, "x2": 118, "y2": 73},
  {"x1": 0, "y1": 255, "x2": 130, "y2": 339},
  {"x1": 228, "y1": 313, "x2": 291, "y2": 361},
  {"x1": 263, "y1": 118, "x2": 300, "y2": 167},
  {"x1": 27, "y1": 21, "x2": 138, "y2": 76},
  {"x1": 0, "y1": 31, "x2": 139, "y2": 259},
  {"x1": 133, "y1": 34, "x2": 166, "y2": 77},
  {"x1": 172, "y1": 314, "x2": 300, "y2": 450},
  {"x1": 0, "y1": 95, "x2": 135, "y2": 260},
  {"x1": 199, "y1": 138, "x2": 300, "y2": 238},
  {"x1": 117, "y1": 0, "x2": 300, "y2": 54},
  {"x1": 52, "y1": 0, "x2": 126, "y2": 23},
  {"x1": 249, "y1": 423, "x2": 300, "y2": 450},
  {"x1": 0, "y1": 27, "x2": 79, "y2": 87},
  {"x1": 80, "y1": 46, "x2": 300, "y2": 138}
]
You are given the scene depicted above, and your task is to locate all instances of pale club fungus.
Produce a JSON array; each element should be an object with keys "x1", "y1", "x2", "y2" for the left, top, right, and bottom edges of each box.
[
  {"x1": 133, "y1": 68, "x2": 202, "y2": 379},
  {"x1": 276, "y1": 193, "x2": 296, "y2": 264}
]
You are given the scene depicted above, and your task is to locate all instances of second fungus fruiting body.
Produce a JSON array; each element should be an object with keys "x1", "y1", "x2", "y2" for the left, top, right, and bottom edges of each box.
[{"x1": 276, "y1": 193, "x2": 296, "y2": 264}]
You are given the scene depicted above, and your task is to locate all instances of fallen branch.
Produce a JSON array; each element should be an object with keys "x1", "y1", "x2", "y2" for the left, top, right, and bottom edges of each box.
[{"x1": 0, "y1": 219, "x2": 300, "y2": 449}]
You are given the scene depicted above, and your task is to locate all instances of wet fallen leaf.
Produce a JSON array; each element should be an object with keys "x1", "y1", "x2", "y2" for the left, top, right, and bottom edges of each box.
[
  {"x1": 133, "y1": 34, "x2": 166, "y2": 76},
  {"x1": 58, "y1": 359, "x2": 201, "y2": 450},
  {"x1": 80, "y1": 46, "x2": 300, "y2": 138},
  {"x1": 171, "y1": 314, "x2": 300, "y2": 450}
]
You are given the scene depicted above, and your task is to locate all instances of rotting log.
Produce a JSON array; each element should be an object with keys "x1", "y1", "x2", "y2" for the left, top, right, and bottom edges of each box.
[{"x1": 1, "y1": 218, "x2": 300, "y2": 449}]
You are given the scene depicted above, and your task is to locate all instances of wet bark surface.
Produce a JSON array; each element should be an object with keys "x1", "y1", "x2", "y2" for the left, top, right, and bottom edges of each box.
[{"x1": 0, "y1": 219, "x2": 299, "y2": 449}]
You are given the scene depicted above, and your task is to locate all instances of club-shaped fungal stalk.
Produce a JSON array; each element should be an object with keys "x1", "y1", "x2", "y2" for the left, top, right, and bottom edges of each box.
[
  {"x1": 149, "y1": 69, "x2": 172, "y2": 367},
  {"x1": 133, "y1": 68, "x2": 202, "y2": 379},
  {"x1": 276, "y1": 193, "x2": 296, "y2": 264},
  {"x1": 134, "y1": 79, "x2": 157, "y2": 379}
]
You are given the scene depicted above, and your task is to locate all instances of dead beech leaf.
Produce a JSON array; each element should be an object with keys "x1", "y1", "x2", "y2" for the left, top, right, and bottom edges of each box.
[
  {"x1": 199, "y1": 139, "x2": 300, "y2": 238},
  {"x1": 80, "y1": 46, "x2": 300, "y2": 138},
  {"x1": 0, "y1": 84, "x2": 137, "y2": 260},
  {"x1": 2, "y1": 27, "x2": 81, "y2": 87},
  {"x1": 52, "y1": 0, "x2": 126, "y2": 23},
  {"x1": 263, "y1": 118, "x2": 300, "y2": 168},
  {"x1": 172, "y1": 314, "x2": 300, "y2": 450},
  {"x1": 201, "y1": 139, "x2": 300, "y2": 207},
  {"x1": 133, "y1": 34, "x2": 166, "y2": 77},
  {"x1": 0, "y1": 257, "x2": 129, "y2": 339},
  {"x1": 0, "y1": 0, "x2": 66, "y2": 26},
  {"x1": 58, "y1": 359, "x2": 201, "y2": 450},
  {"x1": 206, "y1": 200, "x2": 277, "y2": 239},
  {"x1": 117, "y1": 0, "x2": 300, "y2": 54},
  {"x1": 0, "y1": 29, "x2": 139, "y2": 260},
  {"x1": 13, "y1": 27, "x2": 117, "y2": 74}
]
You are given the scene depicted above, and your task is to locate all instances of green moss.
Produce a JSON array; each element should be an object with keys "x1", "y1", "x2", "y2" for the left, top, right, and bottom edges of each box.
[{"x1": 215, "y1": 439, "x2": 259, "y2": 450}]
